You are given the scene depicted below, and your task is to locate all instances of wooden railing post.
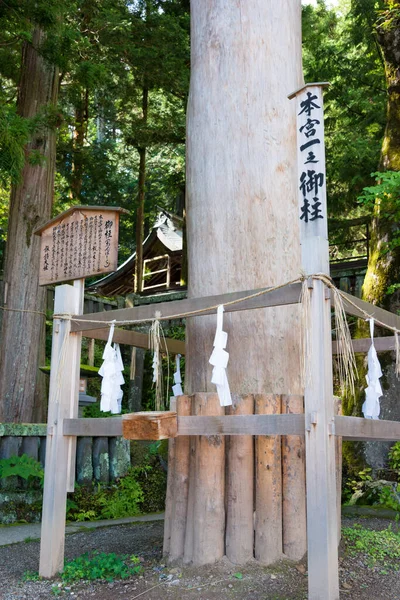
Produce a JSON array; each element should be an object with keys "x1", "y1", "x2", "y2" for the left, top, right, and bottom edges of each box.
[
  {"x1": 39, "y1": 284, "x2": 82, "y2": 578},
  {"x1": 290, "y1": 82, "x2": 339, "y2": 600}
]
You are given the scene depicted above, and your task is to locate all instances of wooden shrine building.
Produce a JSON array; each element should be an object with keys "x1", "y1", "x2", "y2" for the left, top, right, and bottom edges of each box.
[{"x1": 87, "y1": 210, "x2": 184, "y2": 297}]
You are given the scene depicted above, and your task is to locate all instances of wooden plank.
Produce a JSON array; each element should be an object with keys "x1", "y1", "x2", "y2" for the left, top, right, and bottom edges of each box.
[
  {"x1": 332, "y1": 336, "x2": 395, "y2": 355},
  {"x1": 340, "y1": 291, "x2": 400, "y2": 332},
  {"x1": 83, "y1": 326, "x2": 185, "y2": 355},
  {"x1": 70, "y1": 282, "x2": 302, "y2": 333},
  {"x1": 39, "y1": 284, "x2": 82, "y2": 578},
  {"x1": 177, "y1": 414, "x2": 305, "y2": 436},
  {"x1": 335, "y1": 415, "x2": 400, "y2": 441},
  {"x1": 63, "y1": 417, "x2": 123, "y2": 437}
]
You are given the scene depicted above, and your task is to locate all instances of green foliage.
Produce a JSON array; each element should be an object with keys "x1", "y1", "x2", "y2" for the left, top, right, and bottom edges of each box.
[
  {"x1": 302, "y1": 1, "x2": 386, "y2": 216},
  {"x1": 389, "y1": 442, "x2": 400, "y2": 471},
  {"x1": 135, "y1": 464, "x2": 167, "y2": 513},
  {"x1": 343, "y1": 524, "x2": 400, "y2": 568},
  {"x1": 0, "y1": 105, "x2": 30, "y2": 185},
  {"x1": 0, "y1": 454, "x2": 44, "y2": 486},
  {"x1": 61, "y1": 551, "x2": 142, "y2": 583},
  {"x1": 98, "y1": 469, "x2": 144, "y2": 519},
  {"x1": 25, "y1": 552, "x2": 142, "y2": 588},
  {"x1": 67, "y1": 469, "x2": 144, "y2": 522}
]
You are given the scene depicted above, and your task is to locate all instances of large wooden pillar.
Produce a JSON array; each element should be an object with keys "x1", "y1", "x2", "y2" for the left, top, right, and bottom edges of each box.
[{"x1": 167, "y1": 0, "x2": 306, "y2": 566}]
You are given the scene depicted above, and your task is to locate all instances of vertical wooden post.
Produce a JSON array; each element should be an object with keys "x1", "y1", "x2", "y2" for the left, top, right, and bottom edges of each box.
[
  {"x1": 163, "y1": 397, "x2": 176, "y2": 557},
  {"x1": 67, "y1": 279, "x2": 84, "y2": 492},
  {"x1": 281, "y1": 394, "x2": 307, "y2": 560},
  {"x1": 168, "y1": 395, "x2": 192, "y2": 561},
  {"x1": 191, "y1": 393, "x2": 225, "y2": 566},
  {"x1": 255, "y1": 394, "x2": 282, "y2": 564},
  {"x1": 226, "y1": 394, "x2": 254, "y2": 564},
  {"x1": 39, "y1": 284, "x2": 82, "y2": 578},
  {"x1": 290, "y1": 83, "x2": 339, "y2": 599}
]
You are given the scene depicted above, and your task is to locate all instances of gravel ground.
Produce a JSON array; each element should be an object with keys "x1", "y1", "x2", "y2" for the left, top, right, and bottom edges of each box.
[{"x1": 1, "y1": 517, "x2": 400, "y2": 600}]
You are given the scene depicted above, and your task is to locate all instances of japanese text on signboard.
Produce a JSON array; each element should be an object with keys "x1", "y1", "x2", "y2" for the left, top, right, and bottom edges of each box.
[{"x1": 297, "y1": 90, "x2": 326, "y2": 225}]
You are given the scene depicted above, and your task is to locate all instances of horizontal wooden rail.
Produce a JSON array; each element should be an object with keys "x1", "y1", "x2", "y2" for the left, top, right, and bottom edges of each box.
[
  {"x1": 177, "y1": 414, "x2": 305, "y2": 436},
  {"x1": 71, "y1": 282, "x2": 302, "y2": 333},
  {"x1": 339, "y1": 292, "x2": 400, "y2": 332},
  {"x1": 83, "y1": 326, "x2": 186, "y2": 354},
  {"x1": 62, "y1": 414, "x2": 400, "y2": 441},
  {"x1": 335, "y1": 415, "x2": 400, "y2": 441},
  {"x1": 332, "y1": 336, "x2": 395, "y2": 355},
  {"x1": 63, "y1": 417, "x2": 123, "y2": 436}
]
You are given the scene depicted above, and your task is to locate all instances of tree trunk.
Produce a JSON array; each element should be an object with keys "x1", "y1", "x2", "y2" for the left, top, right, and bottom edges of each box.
[
  {"x1": 134, "y1": 87, "x2": 148, "y2": 293},
  {"x1": 70, "y1": 90, "x2": 89, "y2": 202},
  {"x1": 362, "y1": 5, "x2": 400, "y2": 309},
  {"x1": 0, "y1": 27, "x2": 59, "y2": 423},
  {"x1": 179, "y1": 0, "x2": 304, "y2": 565},
  {"x1": 185, "y1": 1, "x2": 303, "y2": 395}
]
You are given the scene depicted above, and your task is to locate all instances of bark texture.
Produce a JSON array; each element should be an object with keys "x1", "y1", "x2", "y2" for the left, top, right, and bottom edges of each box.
[
  {"x1": 0, "y1": 27, "x2": 59, "y2": 423},
  {"x1": 185, "y1": 0, "x2": 304, "y2": 395},
  {"x1": 362, "y1": 6, "x2": 400, "y2": 309}
]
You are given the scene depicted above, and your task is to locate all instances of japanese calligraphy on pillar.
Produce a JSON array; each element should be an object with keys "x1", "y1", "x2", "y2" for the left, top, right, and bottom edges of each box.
[
  {"x1": 289, "y1": 82, "x2": 329, "y2": 272},
  {"x1": 35, "y1": 206, "x2": 127, "y2": 286}
]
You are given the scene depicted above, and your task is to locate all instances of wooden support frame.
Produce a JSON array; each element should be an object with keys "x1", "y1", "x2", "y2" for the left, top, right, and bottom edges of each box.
[
  {"x1": 39, "y1": 284, "x2": 83, "y2": 578},
  {"x1": 70, "y1": 282, "x2": 302, "y2": 334},
  {"x1": 61, "y1": 413, "x2": 400, "y2": 442},
  {"x1": 40, "y1": 270, "x2": 400, "y2": 598}
]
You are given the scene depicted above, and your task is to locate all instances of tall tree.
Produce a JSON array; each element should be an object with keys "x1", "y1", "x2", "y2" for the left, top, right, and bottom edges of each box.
[
  {"x1": 0, "y1": 22, "x2": 60, "y2": 422},
  {"x1": 360, "y1": 1, "x2": 400, "y2": 309}
]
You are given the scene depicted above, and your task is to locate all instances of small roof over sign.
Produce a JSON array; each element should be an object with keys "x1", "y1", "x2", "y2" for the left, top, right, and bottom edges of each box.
[
  {"x1": 287, "y1": 82, "x2": 330, "y2": 100},
  {"x1": 33, "y1": 205, "x2": 129, "y2": 236}
]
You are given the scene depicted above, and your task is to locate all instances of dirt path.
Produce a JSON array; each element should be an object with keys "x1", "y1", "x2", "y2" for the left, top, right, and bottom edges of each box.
[{"x1": 1, "y1": 517, "x2": 400, "y2": 600}]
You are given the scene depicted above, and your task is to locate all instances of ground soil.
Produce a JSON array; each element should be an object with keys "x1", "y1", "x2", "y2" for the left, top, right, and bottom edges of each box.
[{"x1": 1, "y1": 517, "x2": 399, "y2": 600}]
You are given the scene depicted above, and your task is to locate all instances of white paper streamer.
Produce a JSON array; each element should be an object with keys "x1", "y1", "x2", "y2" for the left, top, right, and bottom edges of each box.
[
  {"x1": 209, "y1": 305, "x2": 232, "y2": 407},
  {"x1": 99, "y1": 322, "x2": 124, "y2": 414},
  {"x1": 362, "y1": 319, "x2": 383, "y2": 420},
  {"x1": 172, "y1": 353, "x2": 183, "y2": 396}
]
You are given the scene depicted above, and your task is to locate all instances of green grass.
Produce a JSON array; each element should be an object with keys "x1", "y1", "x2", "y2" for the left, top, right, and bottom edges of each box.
[{"x1": 343, "y1": 524, "x2": 400, "y2": 569}]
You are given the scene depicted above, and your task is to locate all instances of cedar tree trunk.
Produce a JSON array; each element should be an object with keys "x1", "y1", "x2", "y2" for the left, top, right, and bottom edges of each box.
[{"x1": 0, "y1": 27, "x2": 59, "y2": 423}]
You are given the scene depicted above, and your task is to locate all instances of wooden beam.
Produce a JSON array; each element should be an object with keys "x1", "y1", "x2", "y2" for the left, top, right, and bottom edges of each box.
[
  {"x1": 332, "y1": 336, "x2": 395, "y2": 355},
  {"x1": 340, "y1": 291, "x2": 400, "y2": 331},
  {"x1": 83, "y1": 326, "x2": 185, "y2": 354},
  {"x1": 40, "y1": 284, "x2": 83, "y2": 578},
  {"x1": 63, "y1": 417, "x2": 123, "y2": 437},
  {"x1": 335, "y1": 415, "x2": 400, "y2": 441},
  {"x1": 70, "y1": 282, "x2": 302, "y2": 333},
  {"x1": 177, "y1": 414, "x2": 305, "y2": 436}
]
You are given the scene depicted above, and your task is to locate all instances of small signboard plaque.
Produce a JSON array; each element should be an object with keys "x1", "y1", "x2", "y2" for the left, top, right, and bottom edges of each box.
[{"x1": 34, "y1": 206, "x2": 127, "y2": 286}]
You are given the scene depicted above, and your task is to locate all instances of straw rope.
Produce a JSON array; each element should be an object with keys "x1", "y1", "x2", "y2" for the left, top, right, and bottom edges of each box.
[
  {"x1": 0, "y1": 305, "x2": 46, "y2": 318},
  {"x1": 9, "y1": 272, "x2": 400, "y2": 394}
]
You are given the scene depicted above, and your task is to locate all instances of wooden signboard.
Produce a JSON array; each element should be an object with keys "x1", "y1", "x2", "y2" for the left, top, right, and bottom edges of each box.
[{"x1": 34, "y1": 206, "x2": 127, "y2": 286}]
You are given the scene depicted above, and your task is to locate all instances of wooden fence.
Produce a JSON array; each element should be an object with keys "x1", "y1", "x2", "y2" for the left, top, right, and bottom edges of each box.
[{"x1": 0, "y1": 423, "x2": 130, "y2": 489}]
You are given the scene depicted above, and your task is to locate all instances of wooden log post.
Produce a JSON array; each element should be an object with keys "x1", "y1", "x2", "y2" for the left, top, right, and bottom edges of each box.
[
  {"x1": 226, "y1": 394, "x2": 254, "y2": 564},
  {"x1": 191, "y1": 393, "x2": 225, "y2": 566},
  {"x1": 168, "y1": 395, "x2": 192, "y2": 562},
  {"x1": 39, "y1": 284, "x2": 82, "y2": 578},
  {"x1": 281, "y1": 394, "x2": 307, "y2": 560},
  {"x1": 334, "y1": 397, "x2": 343, "y2": 544},
  {"x1": 255, "y1": 394, "x2": 282, "y2": 564},
  {"x1": 163, "y1": 398, "x2": 177, "y2": 558}
]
